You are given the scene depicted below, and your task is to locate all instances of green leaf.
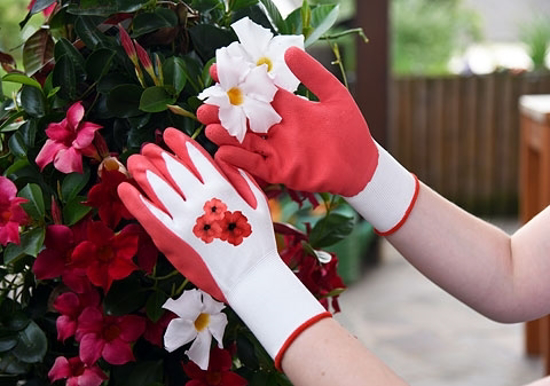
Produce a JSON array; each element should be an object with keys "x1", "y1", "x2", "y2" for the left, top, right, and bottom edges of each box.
[
  {"x1": 191, "y1": 0, "x2": 225, "y2": 13},
  {"x1": 63, "y1": 196, "x2": 93, "y2": 226},
  {"x1": 52, "y1": 55, "x2": 77, "y2": 100},
  {"x1": 0, "y1": 111, "x2": 25, "y2": 133},
  {"x1": 86, "y1": 48, "x2": 115, "y2": 82},
  {"x1": 1, "y1": 74, "x2": 41, "y2": 90},
  {"x1": 107, "y1": 84, "x2": 143, "y2": 118},
  {"x1": 103, "y1": 275, "x2": 147, "y2": 316},
  {"x1": 19, "y1": 120, "x2": 37, "y2": 149},
  {"x1": 67, "y1": 0, "x2": 149, "y2": 15},
  {"x1": 12, "y1": 321, "x2": 47, "y2": 364},
  {"x1": 0, "y1": 336, "x2": 18, "y2": 353},
  {"x1": 74, "y1": 16, "x2": 111, "y2": 49},
  {"x1": 232, "y1": 0, "x2": 259, "y2": 11},
  {"x1": 61, "y1": 169, "x2": 91, "y2": 203},
  {"x1": 8, "y1": 132, "x2": 27, "y2": 158},
  {"x1": 18, "y1": 183, "x2": 46, "y2": 220},
  {"x1": 3, "y1": 228, "x2": 46, "y2": 265},
  {"x1": 164, "y1": 57, "x2": 187, "y2": 95},
  {"x1": 22, "y1": 29, "x2": 54, "y2": 76},
  {"x1": 4, "y1": 311, "x2": 30, "y2": 332},
  {"x1": 20, "y1": 86, "x2": 46, "y2": 118},
  {"x1": 259, "y1": 0, "x2": 286, "y2": 31},
  {"x1": 189, "y1": 24, "x2": 236, "y2": 62},
  {"x1": 133, "y1": 8, "x2": 178, "y2": 38},
  {"x1": 146, "y1": 291, "x2": 167, "y2": 323},
  {"x1": 54, "y1": 38, "x2": 87, "y2": 82},
  {"x1": 139, "y1": 86, "x2": 176, "y2": 113},
  {"x1": 0, "y1": 353, "x2": 28, "y2": 375},
  {"x1": 309, "y1": 213, "x2": 354, "y2": 249},
  {"x1": 305, "y1": 4, "x2": 340, "y2": 47},
  {"x1": 282, "y1": 7, "x2": 303, "y2": 35}
]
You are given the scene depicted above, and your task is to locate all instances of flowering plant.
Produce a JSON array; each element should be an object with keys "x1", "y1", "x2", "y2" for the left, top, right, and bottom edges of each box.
[{"x1": 0, "y1": 0, "x2": 360, "y2": 385}]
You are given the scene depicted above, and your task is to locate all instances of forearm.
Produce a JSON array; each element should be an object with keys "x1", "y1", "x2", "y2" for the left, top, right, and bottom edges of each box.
[
  {"x1": 387, "y1": 182, "x2": 550, "y2": 322},
  {"x1": 281, "y1": 318, "x2": 409, "y2": 386}
]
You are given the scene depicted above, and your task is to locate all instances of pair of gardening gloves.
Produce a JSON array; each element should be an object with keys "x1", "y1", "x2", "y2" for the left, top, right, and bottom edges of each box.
[{"x1": 118, "y1": 47, "x2": 418, "y2": 369}]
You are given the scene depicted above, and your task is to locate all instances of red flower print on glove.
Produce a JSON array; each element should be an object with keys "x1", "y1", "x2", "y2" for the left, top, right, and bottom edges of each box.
[
  {"x1": 193, "y1": 214, "x2": 223, "y2": 243},
  {"x1": 203, "y1": 198, "x2": 227, "y2": 221},
  {"x1": 218, "y1": 211, "x2": 251, "y2": 246},
  {"x1": 193, "y1": 199, "x2": 251, "y2": 246}
]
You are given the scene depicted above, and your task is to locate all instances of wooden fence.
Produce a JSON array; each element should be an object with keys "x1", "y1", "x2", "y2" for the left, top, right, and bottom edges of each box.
[{"x1": 389, "y1": 71, "x2": 550, "y2": 215}]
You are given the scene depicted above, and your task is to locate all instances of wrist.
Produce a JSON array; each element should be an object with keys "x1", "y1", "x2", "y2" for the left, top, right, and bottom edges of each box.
[
  {"x1": 226, "y1": 251, "x2": 330, "y2": 370},
  {"x1": 345, "y1": 143, "x2": 419, "y2": 235}
]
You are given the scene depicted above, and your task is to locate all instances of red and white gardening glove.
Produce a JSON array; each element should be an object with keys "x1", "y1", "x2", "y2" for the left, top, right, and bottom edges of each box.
[
  {"x1": 118, "y1": 128, "x2": 330, "y2": 368},
  {"x1": 198, "y1": 47, "x2": 419, "y2": 236}
]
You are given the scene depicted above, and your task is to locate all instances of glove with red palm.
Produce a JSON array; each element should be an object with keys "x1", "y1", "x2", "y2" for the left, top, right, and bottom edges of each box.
[
  {"x1": 198, "y1": 47, "x2": 419, "y2": 235},
  {"x1": 118, "y1": 129, "x2": 330, "y2": 369}
]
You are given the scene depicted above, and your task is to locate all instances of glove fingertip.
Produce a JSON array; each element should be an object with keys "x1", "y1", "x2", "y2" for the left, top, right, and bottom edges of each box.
[
  {"x1": 209, "y1": 63, "x2": 219, "y2": 83},
  {"x1": 197, "y1": 104, "x2": 220, "y2": 125},
  {"x1": 206, "y1": 125, "x2": 240, "y2": 146}
]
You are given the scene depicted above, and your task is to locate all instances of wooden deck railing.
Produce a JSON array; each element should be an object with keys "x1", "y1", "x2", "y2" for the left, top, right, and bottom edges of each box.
[{"x1": 388, "y1": 71, "x2": 550, "y2": 215}]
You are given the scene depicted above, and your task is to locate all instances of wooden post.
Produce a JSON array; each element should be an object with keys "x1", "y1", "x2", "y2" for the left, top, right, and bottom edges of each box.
[
  {"x1": 354, "y1": 0, "x2": 389, "y2": 147},
  {"x1": 519, "y1": 94, "x2": 550, "y2": 374}
]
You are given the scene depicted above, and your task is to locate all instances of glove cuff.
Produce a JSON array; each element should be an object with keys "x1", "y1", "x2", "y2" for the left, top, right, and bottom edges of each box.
[
  {"x1": 226, "y1": 251, "x2": 330, "y2": 371},
  {"x1": 345, "y1": 142, "x2": 419, "y2": 235}
]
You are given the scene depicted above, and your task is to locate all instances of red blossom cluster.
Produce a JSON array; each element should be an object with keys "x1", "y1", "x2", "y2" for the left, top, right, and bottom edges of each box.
[
  {"x1": 276, "y1": 223, "x2": 346, "y2": 313},
  {"x1": 193, "y1": 198, "x2": 252, "y2": 246}
]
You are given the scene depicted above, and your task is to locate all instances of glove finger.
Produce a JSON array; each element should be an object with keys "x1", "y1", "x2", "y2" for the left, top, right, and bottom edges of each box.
[
  {"x1": 117, "y1": 182, "x2": 176, "y2": 238},
  {"x1": 197, "y1": 104, "x2": 220, "y2": 125},
  {"x1": 206, "y1": 124, "x2": 241, "y2": 146},
  {"x1": 284, "y1": 46, "x2": 346, "y2": 102},
  {"x1": 207, "y1": 124, "x2": 273, "y2": 155},
  {"x1": 141, "y1": 142, "x2": 204, "y2": 200},
  {"x1": 210, "y1": 63, "x2": 219, "y2": 83},
  {"x1": 215, "y1": 146, "x2": 273, "y2": 185},
  {"x1": 128, "y1": 152, "x2": 188, "y2": 220},
  {"x1": 215, "y1": 158, "x2": 258, "y2": 209}
]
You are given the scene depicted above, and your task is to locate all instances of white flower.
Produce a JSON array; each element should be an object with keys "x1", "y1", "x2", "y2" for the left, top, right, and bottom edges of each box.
[
  {"x1": 198, "y1": 44, "x2": 281, "y2": 143},
  {"x1": 162, "y1": 289, "x2": 228, "y2": 370},
  {"x1": 231, "y1": 16, "x2": 304, "y2": 92}
]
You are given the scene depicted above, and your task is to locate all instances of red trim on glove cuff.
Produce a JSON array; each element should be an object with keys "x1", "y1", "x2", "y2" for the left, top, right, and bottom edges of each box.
[
  {"x1": 374, "y1": 174, "x2": 420, "y2": 237},
  {"x1": 274, "y1": 311, "x2": 332, "y2": 372}
]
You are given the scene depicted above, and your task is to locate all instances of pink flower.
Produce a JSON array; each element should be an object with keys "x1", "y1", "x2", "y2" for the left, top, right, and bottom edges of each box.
[
  {"x1": 0, "y1": 177, "x2": 28, "y2": 246},
  {"x1": 53, "y1": 288, "x2": 101, "y2": 342},
  {"x1": 48, "y1": 356, "x2": 107, "y2": 386},
  {"x1": 143, "y1": 311, "x2": 176, "y2": 348},
  {"x1": 71, "y1": 221, "x2": 139, "y2": 293},
  {"x1": 76, "y1": 306, "x2": 146, "y2": 366},
  {"x1": 32, "y1": 222, "x2": 90, "y2": 293},
  {"x1": 35, "y1": 102, "x2": 102, "y2": 174},
  {"x1": 119, "y1": 224, "x2": 158, "y2": 274}
]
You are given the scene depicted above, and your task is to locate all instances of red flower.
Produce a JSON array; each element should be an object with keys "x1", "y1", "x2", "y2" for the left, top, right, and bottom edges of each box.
[
  {"x1": 119, "y1": 223, "x2": 158, "y2": 274},
  {"x1": 143, "y1": 311, "x2": 176, "y2": 348},
  {"x1": 218, "y1": 211, "x2": 251, "y2": 246},
  {"x1": 76, "y1": 306, "x2": 146, "y2": 365},
  {"x1": 35, "y1": 102, "x2": 102, "y2": 174},
  {"x1": 193, "y1": 214, "x2": 222, "y2": 244},
  {"x1": 32, "y1": 222, "x2": 90, "y2": 293},
  {"x1": 203, "y1": 198, "x2": 227, "y2": 221},
  {"x1": 86, "y1": 168, "x2": 133, "y2": 228},
  {"x1": 0, "y1": 177, "x2": 28, "y2": 246},
  {"x1": 53, "y1": 288, "x2": 101, "y2": 342},
  {"x1": 48, "y1": 356, "x2": 107, "y2": 386},
  {"x1": 71, "y1": 221, "x2": 139, "y2": 293},
  {"x1": 183, "y1": 347, "x2": 247, "y2": 386}
]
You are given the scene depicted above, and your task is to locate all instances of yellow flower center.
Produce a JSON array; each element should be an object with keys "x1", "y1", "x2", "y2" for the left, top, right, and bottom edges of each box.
[
  {"x1": 194, "y1": 313, "x2": 210, "y2": 332},
  {"x1": 227, "y1": 87, "x2": 243, "y2": 106},
  {"x1": 257, "y1": 56, "x2": 273, "y2": 72}
]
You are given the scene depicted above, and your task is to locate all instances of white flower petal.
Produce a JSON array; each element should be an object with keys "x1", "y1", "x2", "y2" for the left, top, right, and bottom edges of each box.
[
  {"x1": 162, "y1": 289, "x2": 202, "y2": 319},
  {"x1": 243, "y1": 98, "x2": 282, "y2": 134},
  {"x1": 268, "y1": 35, "x2": 304, "y2": 91},
  {"x1": 201, "y1": 291, "x2": 226, "y2": 315},
  {"x1": 219, "y1": 105, "x2": 247, "y2": 143},
  {"x1": 198, "y1": 84, "x2": 226, "y2": 101},
  {"x1": 241, "y1": 65, "x2": 278, "y2": 102},
  {"x1": 164, "y1": 318, "x2": 197, "y2": 352},
  {"x1": 232, "y1": 17, "x2": 273, "y2": 60},
  {"x1": 217, "y1": 44, "x2": 251, "y2": 89},
  {"x1": 208, "y1": 313, "x2": 228, "y2": 347},
  {"x1": 186, "y1": 331, "x2": 213, "y2": 370}
]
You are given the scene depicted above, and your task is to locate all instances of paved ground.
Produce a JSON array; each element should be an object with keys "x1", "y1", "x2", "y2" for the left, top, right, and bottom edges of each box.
[{"x1": 334, "y1": 219, "x2": 544, "y2": 386}]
